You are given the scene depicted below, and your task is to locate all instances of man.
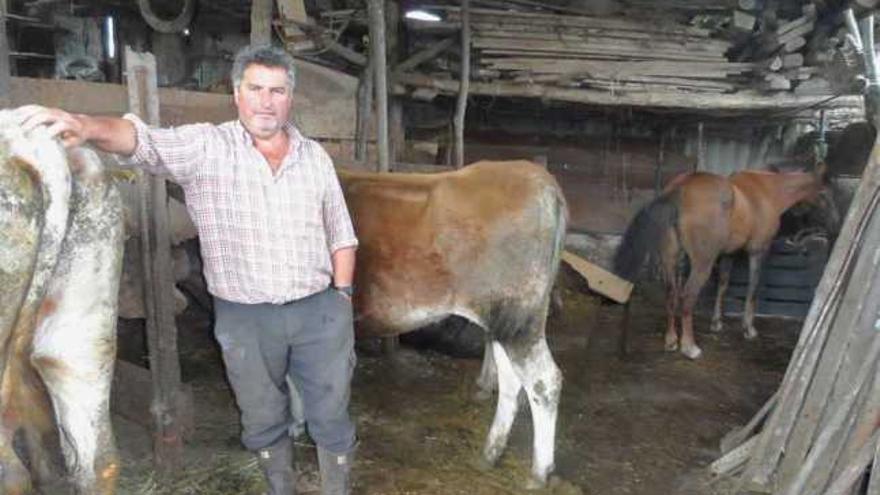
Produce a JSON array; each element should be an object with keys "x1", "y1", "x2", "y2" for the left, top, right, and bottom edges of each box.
[{"x1": 20, "y1": 45, "x2": 359, "y2": 495}]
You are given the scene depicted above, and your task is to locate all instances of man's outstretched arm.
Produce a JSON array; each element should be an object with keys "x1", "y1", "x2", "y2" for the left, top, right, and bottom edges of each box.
[{"x1": 17, "y1": 105, "x2": 136, "y2": 154}]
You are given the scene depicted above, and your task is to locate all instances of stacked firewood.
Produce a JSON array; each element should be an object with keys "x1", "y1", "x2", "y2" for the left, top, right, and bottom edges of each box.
[
  {"x1": 731, "y1": 1, "x2": 856, "y2": 95},
  {"x1": 401, "y1": 2, "x2": 868, "y2": 98},
  {"x1": 409, "y1": 6, "x2": 757, "y2": 94}
]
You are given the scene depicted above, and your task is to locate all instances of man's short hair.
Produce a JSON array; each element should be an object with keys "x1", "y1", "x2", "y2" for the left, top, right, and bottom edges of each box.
[{"x1": 231, "y1": 45, "x2": 297, "y2": 90}]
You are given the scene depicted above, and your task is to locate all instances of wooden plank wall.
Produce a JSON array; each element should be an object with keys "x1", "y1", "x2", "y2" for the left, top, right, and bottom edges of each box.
[{"x1": 7, "y1": 57, "x2": 360, "y2": 140}]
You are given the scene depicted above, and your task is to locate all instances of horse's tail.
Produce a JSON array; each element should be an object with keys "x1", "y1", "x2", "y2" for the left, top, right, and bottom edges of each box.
[{"x1": 613, "y1": 191, "x2": 680, "y2": 282}]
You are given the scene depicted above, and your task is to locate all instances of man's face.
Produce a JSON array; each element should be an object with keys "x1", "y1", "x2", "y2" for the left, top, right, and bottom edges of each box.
[{"x1": 234, "y1": 64, "x2": 292, "y2": 140}]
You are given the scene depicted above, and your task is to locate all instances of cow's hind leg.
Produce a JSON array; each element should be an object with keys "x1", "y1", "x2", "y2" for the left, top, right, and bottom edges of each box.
[
  {"x1": 475, "y1": 335, "x2": 497, "y2": 400},
  {"x1": 481, "y1": 340, "x2": 522, "y2": 470},
  {"x1": 31, "y1": 353, "x2": 119, "y2": 495},
  {"x1": 509, "y1": 338, "x2": 561, "y2": 489},
  {"x1": 0, "y1": 434, "x2": 32, "y2": 494}
]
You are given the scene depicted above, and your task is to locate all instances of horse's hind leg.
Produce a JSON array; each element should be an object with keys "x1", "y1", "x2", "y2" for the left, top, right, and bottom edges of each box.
[
  {"x1": 742, "y1": 251, "x2": 765, "y2": 340},
  {"x1": 679, "y1": 260, "x2": 714, "y2": 360},
  {"x1": 661, "y1": 240, "x2": 682, "y2": 352},
  {"x1": 481, "y1": 341, "x2": 522, "y2": 468},
  {"x1": 711, "y1": 256, "x2": 733, "y2": 333}
]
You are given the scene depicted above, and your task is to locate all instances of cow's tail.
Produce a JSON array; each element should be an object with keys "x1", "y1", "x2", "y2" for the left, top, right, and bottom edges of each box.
[
  {"x1": 612, "y1": 191, "x2": 680, "y2": 283},
  {"x1": 547, "y1": 183, "x2": 569, "y2": 293}
]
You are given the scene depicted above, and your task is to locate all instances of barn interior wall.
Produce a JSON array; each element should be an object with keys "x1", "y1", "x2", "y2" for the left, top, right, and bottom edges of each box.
[
  {"x1": 456, "y1": 118, "x2": 817, "y2": 234},
  {"x1": 9, "y1": 56, "x2": 360, "y2": 145}
]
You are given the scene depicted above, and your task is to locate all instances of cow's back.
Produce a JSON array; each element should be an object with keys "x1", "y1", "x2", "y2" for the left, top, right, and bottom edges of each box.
[{"x1": 340, "y1": 160, "x2": 567, "y2": 339}]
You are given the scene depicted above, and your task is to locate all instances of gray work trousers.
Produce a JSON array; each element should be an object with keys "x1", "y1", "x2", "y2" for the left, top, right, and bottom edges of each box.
[{"x1": 213, "y1": 287, "x2": 357, "y2": 454}]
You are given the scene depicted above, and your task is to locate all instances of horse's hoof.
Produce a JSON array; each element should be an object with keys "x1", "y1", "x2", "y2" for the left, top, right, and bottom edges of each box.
[
  {"x1": 664, "y1": 340, "x2": 679, "y2": 352},
  {"x1": 680, "y1": 345, "x2": 703, "y2": 360},
  {"x1": 743, "y1": 328, "x2": 759, "y2": 340},
  {"x1": 710, "y1": 320, "x2": 724, "y2": 333}
]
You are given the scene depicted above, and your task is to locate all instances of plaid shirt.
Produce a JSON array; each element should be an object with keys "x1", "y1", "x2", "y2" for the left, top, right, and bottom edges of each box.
[{"x1": 119, "y1": 114, "x2": 358, "y2": 304}]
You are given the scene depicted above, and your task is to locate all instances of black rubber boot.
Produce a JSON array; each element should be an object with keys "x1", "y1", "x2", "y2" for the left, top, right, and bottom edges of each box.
[
  {"x1": 317, "y1": 444, "x2": 356, "y2": 495},
  {"x1": 256, "y1": 437, "x2": 296, "y2": 495}
]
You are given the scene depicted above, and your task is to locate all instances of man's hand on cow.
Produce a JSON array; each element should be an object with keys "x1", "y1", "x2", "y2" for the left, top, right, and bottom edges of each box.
[{"x1": 17, "y1": 105, "x2": 87, "y2": 148}]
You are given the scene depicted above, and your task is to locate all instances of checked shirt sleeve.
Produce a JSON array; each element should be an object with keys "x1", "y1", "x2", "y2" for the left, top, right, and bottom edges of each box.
[
  {"x1": 317, "y1": 145, "x2": 359, "y2": 253},
  {"x1": 115, "y1": 113, "x2": 211, "y2": 184}
]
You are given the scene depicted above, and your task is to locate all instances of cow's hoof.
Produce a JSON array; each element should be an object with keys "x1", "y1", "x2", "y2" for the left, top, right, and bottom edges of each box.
[
  {"x1": 680, "y1": 344, "x2": 703, "y2": 360},
  {"x1": 473, "y1": 387, "x2": 494, "y2": 401},
  {"x1": 1, "y1": 467, "x2": 32, "y2": 495},
  {"x1": 525, "y1": 477, "x2": 546, "y2": 490},
  {"x1": 472, "y1": 456, "x2": 494, "y2": 472}
]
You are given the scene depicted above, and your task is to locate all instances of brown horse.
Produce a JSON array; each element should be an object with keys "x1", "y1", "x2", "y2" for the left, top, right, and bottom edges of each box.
[{"x1": 613, "y1": 164, "x2": 828, "y2": 359}]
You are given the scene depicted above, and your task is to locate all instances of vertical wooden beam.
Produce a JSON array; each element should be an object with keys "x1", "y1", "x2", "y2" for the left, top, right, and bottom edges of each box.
[
  {"x1": 251, "y1": 0, "x2": 274, "y2": 46},
  {"x1": 859, "y1": 14, "x2": 880, "y2": 126},
  {"x1": 276, "y1": 0, "x2": 307, "y2": 36},
  {"x1": 654, "y1": 130, "x2": 666, "y2": 196},
  {"x1": 0, "y1": 0, "x2": 10, "y2": 108},
  {"x1": 387, "y1": 1, "x2": 405, "y2": 163},
  {"x1": 389, "y1": 102, "x2": 404, "y2": 163},
  {"x1": 453, "y1": 0, "x2": 470, "y2": 168},
  {"x1": 370, "y1": 0, "x2": 394, "y2": 350},
  {"x1": 125, "y1": 46, "x2": 184, "y2": 478},
  {"x1": 355, "y1": 62, "x2": 374, "y2": 163},
  {"x1": 696, "y1": 121, "x2": 705, "y2": 171},
  {"x1": 368, "y1": 0, "x2": 389, "y2": 173}
]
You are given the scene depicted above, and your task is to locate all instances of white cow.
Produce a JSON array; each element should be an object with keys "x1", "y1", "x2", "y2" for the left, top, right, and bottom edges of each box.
[{"x1": 0, "y1": 108, "x2": 123, "y2": 494}]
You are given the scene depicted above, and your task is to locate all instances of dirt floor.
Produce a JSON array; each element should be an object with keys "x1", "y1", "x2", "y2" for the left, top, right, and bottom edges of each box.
[{"x1": 112, "y1": 268, "x2": 799, "y2": 495}]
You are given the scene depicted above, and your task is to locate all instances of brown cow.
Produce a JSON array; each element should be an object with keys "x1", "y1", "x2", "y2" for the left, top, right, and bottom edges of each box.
[
  {"x1": 339, "y1": 160, "x2": 567, "y2": 488},
  {"x1": 0, "y1": 109, "x2": 123, "y2": 494}
]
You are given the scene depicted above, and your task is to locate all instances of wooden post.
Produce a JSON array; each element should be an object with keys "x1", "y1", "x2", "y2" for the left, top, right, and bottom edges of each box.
[
  {"x1": 0, "y1": 0, "x2": 10, "y2": 108},
  {"x1": 453, "y1": 0, "x2": 471, "y2": 168},
  {"x1": 250, "y1": 0, "x2": 273, "y2": 46},
  {"x1": 654, "y1": 130, "x2": 665, "y2": 196},
  {"x1": 387, "y1": 1, "x2": 405, "y2": 163},
  {"x1": 859, "y1": 14, "x2": 880, "y2": 125},
  {"x1": 276, "y1": 0, "x2": 311, "y2": 50},
  {"x1": 125, "y1": 46, "x2": 185, "y2": 478},
  {"x1": 368, "y1": 0, "x2": 394, "y2": 350},
  {"x1": 696, "y1": 121, "x2": 705, "y2": 171},
  {"x1": 355, "y1": 62, "x2": 374, "y2": 163},
  {"x1": 368, "y1": 0, "x2": 389, "y2": 173}
]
